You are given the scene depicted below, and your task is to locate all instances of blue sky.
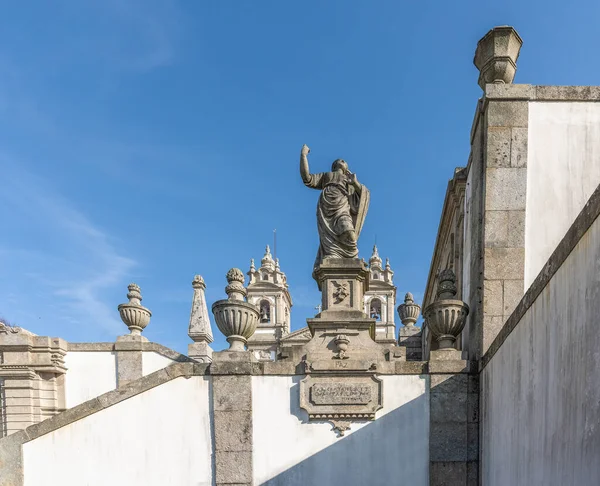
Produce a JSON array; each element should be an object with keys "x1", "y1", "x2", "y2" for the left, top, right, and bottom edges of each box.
[{"x1": 1, "y1": 0, "x2": 599, "y2": 353}]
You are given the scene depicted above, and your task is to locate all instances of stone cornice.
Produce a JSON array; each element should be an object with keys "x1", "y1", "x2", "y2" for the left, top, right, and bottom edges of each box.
[
  {"x1": 481, "y1": 181, "x2": 600, "y2": 370},
  {"x1": 67, "y1": 341, "x2": 193, "y2": 363},
  {"x1": 422, "y1": 168, "x2": 468, "y2": 312},
  {"x1": 484, "y1": 84, "x2": 600, "y2": 101}
]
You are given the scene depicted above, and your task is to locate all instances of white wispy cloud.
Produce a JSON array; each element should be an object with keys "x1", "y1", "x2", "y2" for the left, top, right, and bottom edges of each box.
[{"x1": 0, "y1": 159, "x2": 136, "y2": 335}]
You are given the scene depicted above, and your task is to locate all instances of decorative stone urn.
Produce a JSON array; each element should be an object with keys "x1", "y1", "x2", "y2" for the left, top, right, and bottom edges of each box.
[
  {"x1": 212, "y1": 268, "x2": 259, "y2": 351},
  {"x1": 118, "y1": 283, "x2": 152, "y2": 336},
  {"x1": 423, "y1": 269, "x2": 469, "y2": 349},
  {"x1": 474, "y1": 26, "x2": 523, "y2": 90},
  {"x1": 397, "y1": 292, "x2": 421, "y2": 327}
]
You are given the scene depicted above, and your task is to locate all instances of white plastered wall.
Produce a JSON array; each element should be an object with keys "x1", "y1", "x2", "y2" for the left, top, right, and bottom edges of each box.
[
  {"x1": 64, "y1": 351, "x2": 117, "y2": 408},
  {"x1": 481, "y1": 206, "x2": 600, "y2": 485},
  {"x1": 525, "y1": 102, "x2": 600, "y2": 287},
  {"x1": 252, "y1": 374, "x2": 429, "y2": 486},
  {"x1": 142, "y1": 351, "x2": 177, "y2": 375},
  {"x1": 23, "y1": 376, "x2": 213, "y2": 486}
]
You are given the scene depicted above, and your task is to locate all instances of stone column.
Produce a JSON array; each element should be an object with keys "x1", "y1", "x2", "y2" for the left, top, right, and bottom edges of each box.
[
  {"x1": 475, "y1": 26, "x2": 527, "y2": 357},
  {"x1": 211, "y1": 351, "x2": 254, "y2": 486},
  {"x1": 429, "y1": 353, "x2": 478, "y2": 485}
]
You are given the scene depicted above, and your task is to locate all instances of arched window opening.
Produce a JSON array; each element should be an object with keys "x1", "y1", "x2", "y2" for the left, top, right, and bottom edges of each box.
[
  {"x1": 373, "y1": 273, "x2": 380, "y2": 280},
  {"x1": 259, "y1": 300, "x2": 271, "y2": 323},
  {"x1": 262, "y1": 274, "x2": 268, "y2": 281},
  {"x1": 370, "y1": 298, "x2": 382, "y2": 322}
]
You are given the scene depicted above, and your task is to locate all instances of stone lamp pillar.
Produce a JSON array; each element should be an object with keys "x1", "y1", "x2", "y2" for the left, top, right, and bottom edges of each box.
[
  {"x1": 116, "y1": 283, "x2": 152, "y2": 387},
  {"x1": 423, "y1": 269, "x2": 469, "y2": 350},
  {"x1": 212, "y1": 268, "x2": 259, "y2": 351},
  {"x1": 474, "y1": 26, "x2": 523, "y2": 90}
]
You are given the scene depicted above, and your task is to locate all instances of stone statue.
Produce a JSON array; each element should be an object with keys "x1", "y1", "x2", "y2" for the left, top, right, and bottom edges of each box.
[{"x1": 300, "y1": 144, "x2": 370, "y2": 270}]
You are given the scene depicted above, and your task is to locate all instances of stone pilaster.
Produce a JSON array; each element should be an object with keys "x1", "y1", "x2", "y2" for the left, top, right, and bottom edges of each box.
[
  {"x1": 481, "y1": 94, "x2": 527, "y2": 355},
  {"x1": 115, "y1": 335, "x2": 144, "y2": 387},
  {"x1": 428, "y1": 351, "x2": 478, "y2": 486},
  {"x1": 211, "y1": 351, "x2": 253, "y2": 486}
]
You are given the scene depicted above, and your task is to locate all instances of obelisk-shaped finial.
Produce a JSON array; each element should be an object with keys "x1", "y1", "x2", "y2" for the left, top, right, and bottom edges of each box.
[{"x1": 188, "y1": 275, "x2": 214, "y2": 362}]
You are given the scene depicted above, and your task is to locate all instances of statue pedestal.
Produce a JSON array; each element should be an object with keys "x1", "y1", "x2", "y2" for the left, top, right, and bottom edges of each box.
[
  {"x1": 314, "y1": 258, "x2": 370, "y2": 319},
  {"x1": 299, "y1": 259, "x2": 393, "y2": 435}
]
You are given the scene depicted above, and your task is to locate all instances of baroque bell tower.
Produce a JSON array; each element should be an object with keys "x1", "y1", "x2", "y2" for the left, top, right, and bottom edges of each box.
[{"x1": 246, "y1": 245, "x2": 293, "y2": 355}]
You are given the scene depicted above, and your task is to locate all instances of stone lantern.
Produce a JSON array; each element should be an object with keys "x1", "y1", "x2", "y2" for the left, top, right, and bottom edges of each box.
[
  {"x1": 423, "y1": 269, "x2": 469, "y2": 349},
  {"x1": 212, "y1": 268, "x2": 259, "y2": 351},
  {"x1": 397, "y1": 292, "x2": 421, "y2": 327},
  {"x1": 474, "y1": 26, "x2": 523, "y2": 90},
  {"x1": 118, "y1": 283, "x2": 151, "y2": 337}
]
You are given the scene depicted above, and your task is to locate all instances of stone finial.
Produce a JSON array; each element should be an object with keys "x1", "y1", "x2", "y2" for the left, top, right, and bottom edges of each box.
[
  {"x1": 436, "y1": 268, "x2": 457, "y2": 299},
  {"x1": 474, "y1": 26, "x2": 523, "y2": 90},
  {"x1": 225, "y1": 268, "x2": 247, "y2": 301},
  {"x1": 385, "y1": 258, "x2": 391, "y2": 271},
  {"x1": 369, "y1": 244, "x2": 382, "y2": 268},
  {"x1": 188, "y1": 275, "x2": 214, "y2": 344},
  {"x1": 424, "y1": 269, "x2": 469, "y2": 350},
  {"x1": 275, "y1": 258, "x2": 280, "y2": 270},
  {"x1": 249, "y1": 258, "x2": 255, "y2": 272},
  {"x1": 212, "y1": 268, "x2": 259, "y2": 351},
  {"x1": 261, "y1": 245, "x2": 275, "y2": 270},
  {"x1": 397, "y1": 292, "x2": 421, "y2": 328},
  {"x1": 118, "y1": 283, "x2": 152, "y2": 336}
]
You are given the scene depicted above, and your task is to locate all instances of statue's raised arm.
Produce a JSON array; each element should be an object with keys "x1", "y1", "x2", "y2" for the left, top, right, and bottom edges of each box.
[
  {"x1": 299, "y1": 144, "x2": 312, "y2": 185},
  {"x1": 298, "y1": 145, "x2": 370, "y2": 271}
]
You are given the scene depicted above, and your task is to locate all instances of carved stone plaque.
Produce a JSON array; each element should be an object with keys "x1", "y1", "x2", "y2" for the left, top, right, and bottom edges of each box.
[
  {"x1": 299, "y1": 374, "x2": 383, "y2": 435},
  {"x1": 311, "y1": 383, "x2": 372, "y2": 405}
]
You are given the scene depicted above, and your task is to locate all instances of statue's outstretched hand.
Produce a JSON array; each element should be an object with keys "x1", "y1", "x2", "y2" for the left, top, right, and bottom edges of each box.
[{"x1": 301, "y1": 144, "x2": 310, "y2": 156}]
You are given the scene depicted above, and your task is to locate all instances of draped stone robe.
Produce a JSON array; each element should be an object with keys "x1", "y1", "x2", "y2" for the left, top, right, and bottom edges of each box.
[{"x1": 303, "y1": 170, "x2": 370, "y2": 270}]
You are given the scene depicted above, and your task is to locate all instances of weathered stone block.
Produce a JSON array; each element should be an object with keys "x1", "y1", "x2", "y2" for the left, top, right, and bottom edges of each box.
[
  {"x1": 116, "y1": 350, "x2": 143, "y2": 387},
  {"x1": 430, "y1": 374, "x2": 468, "y2": 394},
  {"x1": 467, "y1": 393, "x2": 480, "y2": 423},
  {"x1": 485, "y1": 168, "x2": 527, "y2": 210},
  {"x1": 510, "y1": 127, "x2": 528, "y2": 167},
  {"x1": 507, "y1": 210, "x2": 525, "y2": 247},
  {"x1": 467, "y1": 423, "x2": 479, "y2": 461},
  {"x1": 213, "y1": 376, "x2": 252, "y2": 412},
  {"x1": 485, "y1": 210, "x2": 509, "y2": 247},
  {"x1": 467, "y1": 460, "x2": 479, "y2": 486},
  {"x1": 430, "y1": 423, "x2": 468, "y2": 461},
  {"x1": 214, "y1": 411, "x2": 252, "y2": 452},
  {"x1": 431, "y1": 392, "x2": 468, "y2": 423},
  {"x1": 429, "y1": 359, "x2": 469, "y2": 374},
  {"x1": 215, "y1": 451, "x2": 252, "y2": 484},
  {"x1": 486, "y1": 127, "x2": 511, "y2": 167},
  {"x1": 485, "y1": 83, "x2": 534, "y2": 100},
  {"x1": 483, "y1": 279, "x2": 503, "y2": 316},
  {"x1": 503, "y1": 279, "x2": 524, "y2": 319},
  {"x1": 484, "y1": 247, "x2": 525, "y2": 280},
  {"x1": 535, "y1": 85, "x2": 600, "y2": 101},
  {"x1": 0, "y1": 430, "x2": 27, "y2": 486},
  {"x1": 430, "y1": 461, "x2": 467, "y2": 486},
  {"x1": 482, "y1": 315, "x2": 504, "y2": 353},
  {"x1": 486, "y1": 100, "x2": 528, "y2": 127}
]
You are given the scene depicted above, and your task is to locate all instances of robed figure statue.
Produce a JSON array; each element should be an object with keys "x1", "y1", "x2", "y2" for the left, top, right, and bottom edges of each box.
[{"x1": 299, "y1": 144, "x2": 370, "y2": 271}]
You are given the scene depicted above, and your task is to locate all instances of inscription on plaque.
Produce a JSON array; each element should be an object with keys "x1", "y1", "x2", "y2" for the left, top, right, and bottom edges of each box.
[{"x1": 310, "y1": 383, "x2": 372, "y2": 405}]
